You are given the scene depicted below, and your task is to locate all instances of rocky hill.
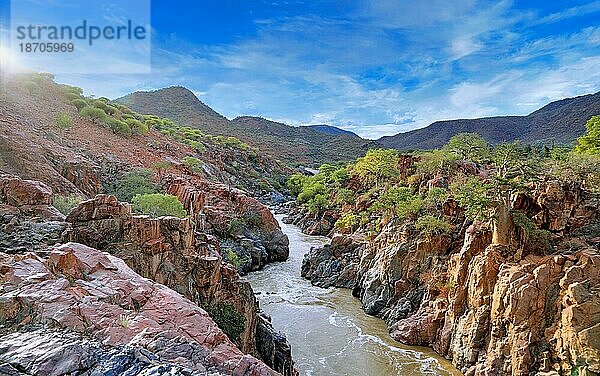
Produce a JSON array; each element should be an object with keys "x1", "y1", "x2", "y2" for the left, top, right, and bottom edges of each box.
[
  {"x1": 116, "y1": 87, "x2": 373, "y2": 166},
  {"x1": 0, "y1": 73, "x2": 296, "y2": 375},
  {"x1": 305, "y1": 124, "x2": 359, "y2": 137},
  {"x1": 379, "y1": 92, "x2": 600, "y2": 150}
]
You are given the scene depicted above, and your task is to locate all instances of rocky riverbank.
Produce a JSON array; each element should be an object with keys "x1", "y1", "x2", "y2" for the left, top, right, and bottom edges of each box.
[
  {"x1": 297, "y1": 180, "x2": 600, "y2": 375},
  {"x1": 0, "y1": 174, "x2": 295, "y2": 375}
]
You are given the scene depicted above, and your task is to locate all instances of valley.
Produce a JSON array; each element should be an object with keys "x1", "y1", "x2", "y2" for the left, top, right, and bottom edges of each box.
[{"x1": 0, "y1": 71, "x2": 599, "y2": 376}]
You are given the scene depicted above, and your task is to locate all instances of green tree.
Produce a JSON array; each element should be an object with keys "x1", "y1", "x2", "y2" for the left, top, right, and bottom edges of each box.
[
  {"x1": 415, "y1": 149, "x2": 460, "y2": 177},
  {"x1": 371, "y1": 186, "x2": 424, "y2": 219},
  {"x1": 353, "y1": 149, "x2": 400, "y2": 188},
  {"x1": 444, "y1": 132, "x2": 490, "y2": 162},
  {"x1": 575, "y1": 116, "x2": 600, "y2": 155},
  {"x1": 132, "y1": 193, "x2": 187, "y2": 218}
]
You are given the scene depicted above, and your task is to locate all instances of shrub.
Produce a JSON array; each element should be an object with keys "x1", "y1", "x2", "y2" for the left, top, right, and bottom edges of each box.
[
  {"x1": 415, "y1": 215, "x2": 452, "y2": 237},
  {"x1": 450, "y1": 177, "x2": 492, "y2": 221},
  {"x1": 52, "y1": 194, "x2": 83, "y2": 215},
  {"x1": 226, "y1": 248, "x2": 246, "y2": 269},
  {"x1": 64, "y1": 92, "x2": 81, "y2": 101},
  {"x1": 307, "y1": 193, "x2": 329, "y2": 215},
  {"x1": 370, "y1": 187, "x2": 424, "y2": 219},
  {"x1": 79, "y1": 106, "x2": 107, "y2": 122},
  {"x1": 105, "y1": 117, "x2": 132, "y2": 136},
  {"x1": 415, "y1": 149, "x2": 460, "y2": 177},
  {"x1": 132, "y1": 193, "x2": 187, "y2": 218},
  {"x1": 125, "y1": 118, "x2": 148, "y2": 134},
  {"x1": 228, "y1": 217, "x2": 247, "y2": 236},
  {"x1": 204, "y1": 303, "x2": 246, "y2": 345},
  {"x1": 104, "y1": 169, "x2": 158, "y2": 202},
  {"x1": 55, "y1": 112, "x2": 72, "y2": 132},
  {"x1": 71, "y1": 98, "x2": 88, "y2": 111},
  {"x1": 182, "y1": 156, "x2": 203, "y2": 174},
  {"x1": 575, "y1": 115, "x2": 600, "y2": 155},
  {"x1": 335, "y1": 211, "x2": 361, "y2": 233},
  {"x1": 334, "y1": 188, "x2": 354, "y2": 205}
]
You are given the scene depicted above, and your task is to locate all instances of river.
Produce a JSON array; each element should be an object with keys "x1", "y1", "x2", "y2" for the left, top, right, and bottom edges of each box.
[{"x1": 244, "y1": 214, "x2": 461, "y2": 376}]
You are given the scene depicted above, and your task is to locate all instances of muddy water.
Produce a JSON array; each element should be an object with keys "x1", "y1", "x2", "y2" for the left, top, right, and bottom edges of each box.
[{"x1": 245, "y1": 214, "x2": 461, "y2": 376}]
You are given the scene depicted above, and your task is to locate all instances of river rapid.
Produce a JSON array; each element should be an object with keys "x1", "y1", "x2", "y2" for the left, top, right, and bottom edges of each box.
[{"x1": 245, "y1": 214, "x2": 461, "y2": 376}]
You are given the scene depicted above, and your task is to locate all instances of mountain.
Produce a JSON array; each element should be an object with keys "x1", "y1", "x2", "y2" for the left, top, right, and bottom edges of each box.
[
  {"x1": 378, "y1": 92, "x2": 600, "y2": 150},
  {"x1": 115, "y1": 86, "x2": 232, "y2": 135},
  {"x1": 116, "y1": 87, "x2": 373, "y2": 166},
  {"x1": 305, "y1": 124, "x2": 359, "y2": 137}
]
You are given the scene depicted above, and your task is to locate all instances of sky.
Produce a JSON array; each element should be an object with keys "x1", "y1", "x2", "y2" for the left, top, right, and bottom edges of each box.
[{"x1": 1, "y1": 0, "x2": 600, "y2": 139}]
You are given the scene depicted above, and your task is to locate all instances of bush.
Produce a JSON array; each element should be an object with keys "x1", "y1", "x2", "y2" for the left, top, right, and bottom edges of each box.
[
  {"x1": 105, "y1": 117, "x2": 132, "y2": 136},
  {"x1": 335, "y1": 211, "x2": 361, "y2": 233},
  {"x1": 104, "y1": 169, "x2": 158, "y2": 202},
  {"x1": 353, "y1": 149, "x2": 400, "y2": 187},
  {"x1": 370, "y1": 187, "x2": 424, "y2": 219},
  {"x1": 125, "y1": 118, "x2": 148, "y2": 134},
  {"x1": 52, "y1": 194, "x2": 83, "y2": 215},
  {"x1": 182, "y1": 156, "x2": 203, "y2": 173},
  {"x1": 204, "y1": 303, "x2": 246, "y2": 345},
  {"x1": 307, "y1": 193, "x2": 329, "y2": 215},
  {"x1": 55, "y1": 112, "x2": 72, "y2": 132},
  {"x1": 71, "y1": 98, "x2": 88, "y2": 110},
  {"x1": 23, "y1": 81, "x2": 41, "y2": 95},
  {"x1": 64, "y1": 93, "x2": 81, "y2": 101},
  {"x1": 132, "y1": 193, "x2": 187, "y2": 218},
  {"x1": 415, "y1": 215, "x2": 452, "y2": 237},
  {"x1": 79, "y1": 106, "x2": 107, "y2": 122}
]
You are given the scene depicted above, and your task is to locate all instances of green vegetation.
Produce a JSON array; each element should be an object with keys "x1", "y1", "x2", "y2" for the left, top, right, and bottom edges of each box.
[
  {"x1": 79, "y1": 106, "x2": 107, "y2": 123},
  {"x1": 131, "y1": 193, "x2": 187, "y2": 218},
  {"x1": 227, "y1": 211, "x2": 263, "y2": 236},
  {"x1": 353, "y1": 149, "x2": 399, "y2": 188},
  {"x1": 104, "y1": 169, "x2": 158, "y2": 202},
  {"x1": 54, "y1": 111, "x2": 72, "y2": 141},
  {"x1": 289, "y1": 126, "x2": 600, "y2": 249},
  {"x1": 204, "y1": 303, "x2": 246, "y2": 345},
  {"x1": 52, "y1": 194, "x2": 83, "y2": 216},
  {"x1": 415, "y1": 215, "x2": 452, "y2": 237},
  {"x1": 182, "y1": 156, "x2": 203, "y2": 174},
  {"x1": 105, "y1": 117, "x2": 132, "y2": 136},
  {"x1": 575, "y1": 115, "x2": 600, "y2": 155}
]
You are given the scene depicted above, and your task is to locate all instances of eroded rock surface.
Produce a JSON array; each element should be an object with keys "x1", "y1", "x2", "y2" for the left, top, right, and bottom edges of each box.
[
  {"x1": 63, "y1": 194, "x2": 295, "y2": 376},
  {"x1": 0, "y1": 243, "x2": 278, "y2": 376}
]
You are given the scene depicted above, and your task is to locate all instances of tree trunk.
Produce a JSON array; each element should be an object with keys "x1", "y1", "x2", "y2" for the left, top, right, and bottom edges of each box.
[{"x1": 492, "y1": 202, "x2": 513, "y2": 246}]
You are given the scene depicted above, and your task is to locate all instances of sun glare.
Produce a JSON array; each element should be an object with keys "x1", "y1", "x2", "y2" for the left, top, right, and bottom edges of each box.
[{"x1": 0, "y1": 46, "x2": 20, "y2": 73}]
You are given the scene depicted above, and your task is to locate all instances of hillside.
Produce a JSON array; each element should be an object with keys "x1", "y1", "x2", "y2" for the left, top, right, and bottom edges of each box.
[
  {"x1": 378, "y1": 92, "x2": 600, "y2": 150},
  {"x1": 305, "y1": 124, "x2": 359, "y2": 137},
  {"x1": 116, "y1": 87, "x2": 372, "y2": 166}
]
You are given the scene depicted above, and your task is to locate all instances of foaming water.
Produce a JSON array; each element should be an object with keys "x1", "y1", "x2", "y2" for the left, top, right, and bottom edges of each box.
[{"x1": 244, "y1": 214, "x2": 461, "y2": 376}]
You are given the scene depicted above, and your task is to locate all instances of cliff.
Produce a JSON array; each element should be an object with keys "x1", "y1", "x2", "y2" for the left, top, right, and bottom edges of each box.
[{"x1": 298, "y1": 165, "x2": 600, "y2": 375}]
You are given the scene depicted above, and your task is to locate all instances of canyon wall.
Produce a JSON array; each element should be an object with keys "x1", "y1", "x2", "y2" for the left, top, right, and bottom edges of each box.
[{"x1": 300, "y1": 181, "x2": 600, "y2": 375}]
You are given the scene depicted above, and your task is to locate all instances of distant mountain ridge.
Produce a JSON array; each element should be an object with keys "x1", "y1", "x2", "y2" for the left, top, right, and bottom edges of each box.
[
  {"x1": 116, "y1": 87, "x2": 600, "y2": 162},
  {"x1": 305, "y1": 125, "x2": 359, "y2": 137},
  {"x1": 116, "y1": 87, "x2": 373, "y2": 166},
  {"x1": 378, "y1": 92, "x2": 600, "y2": 150}
]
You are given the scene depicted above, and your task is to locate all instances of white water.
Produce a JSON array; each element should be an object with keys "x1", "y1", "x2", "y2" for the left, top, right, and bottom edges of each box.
[{"x1": 244, "y1": 214, "x2": 461, "y2": 376}]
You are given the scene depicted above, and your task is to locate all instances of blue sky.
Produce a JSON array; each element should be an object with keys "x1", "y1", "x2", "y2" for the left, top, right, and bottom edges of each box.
[{"x1": 2, "y1": 1, "x2": 600, "y2": 139}]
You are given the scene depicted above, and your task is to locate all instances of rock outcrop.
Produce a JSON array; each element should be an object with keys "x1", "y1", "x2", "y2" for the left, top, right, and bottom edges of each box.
[
  {"x1": 63, "y1": 194, "x2": 296, "y2": 376},
  {"x1": 0, "y1": 175, "x2": 66, "y2": 254},
  {"x1": 0, "y1": 243, "x2": 278, "y2": 375},
  {"x1": 301, "y1": 234, "x2": 363, "y2": 288},
  {"x1": 168, "y1": 178, "x2": 289, "y2": 273},
  {"x1": 301, "y1": 181, "x2": 600, "y2": 375}
]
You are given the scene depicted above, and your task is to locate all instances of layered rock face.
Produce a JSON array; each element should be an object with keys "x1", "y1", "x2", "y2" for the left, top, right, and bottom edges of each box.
[
  {"x1": 168, "y1": 179, "x2": 289, "y2": 274},
  {"x1": 63, "y1": 194, "x2": 295, "y2": 376},
  {"x1": 301, "y1": 181, "x2": 600, "y2": 375},
  {"x1": 0, "y1": 175, "x2": 65, "y2": 253},
  {"x1": 0, "y1": 243, "x2": 277, "y2": 376}
]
